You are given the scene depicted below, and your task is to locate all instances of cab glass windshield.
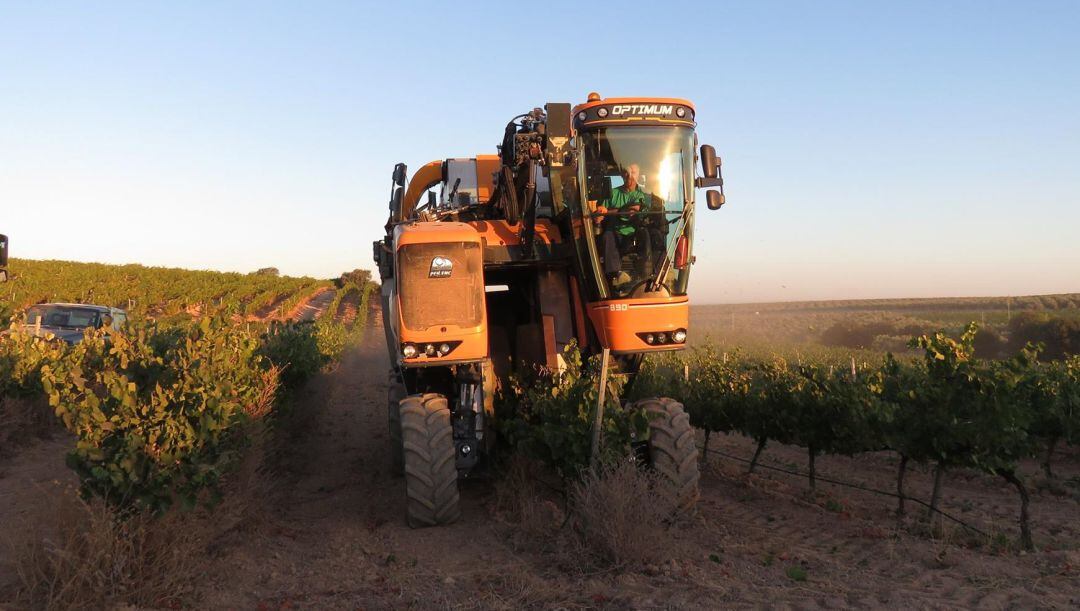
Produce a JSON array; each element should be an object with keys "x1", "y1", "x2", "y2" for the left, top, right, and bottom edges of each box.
[
  {"x1": 579, "y1": 126, "x2": 694, "y2": 298},
  {"x1": 26, "y1": 305, "x2": 102, "y2": 329}
]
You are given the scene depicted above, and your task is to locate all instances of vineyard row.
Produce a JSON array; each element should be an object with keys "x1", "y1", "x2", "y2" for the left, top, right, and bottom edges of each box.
[{"x1": 630, "y1": 323, "x2": 1079, "y2": 551}]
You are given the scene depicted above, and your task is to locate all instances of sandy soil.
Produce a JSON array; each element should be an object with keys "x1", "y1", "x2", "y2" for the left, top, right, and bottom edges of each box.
[
  {"x1": 333, "y1": 288, "x2": 363, "y2": 326},
  {"x1": 291, "y1": 287, "x2": 337, "y2": 322},
  {"x1": 2, "y1": 324, "x2": 1077, "y2": 608}
]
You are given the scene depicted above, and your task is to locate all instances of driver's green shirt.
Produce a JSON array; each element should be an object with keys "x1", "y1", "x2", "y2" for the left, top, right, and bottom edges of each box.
[{"x1": 603, "y1": 186, "x2": 647, "y2": 236}]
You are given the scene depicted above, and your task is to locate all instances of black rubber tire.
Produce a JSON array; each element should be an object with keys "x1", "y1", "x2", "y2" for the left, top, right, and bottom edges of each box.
[
  {"x1": 387, "y1": 379, "x2": 406, "y2": 477},
  {"x1": 400, "y1": 393, "x2": 461, "y2": 527},
  {"x1": 637, "y1": 397, "x2": 700, "y2": 509}
]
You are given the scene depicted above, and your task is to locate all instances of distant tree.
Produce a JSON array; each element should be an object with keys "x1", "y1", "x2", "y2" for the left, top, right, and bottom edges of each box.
[
  {"x1": 820, "y1": 318, "x2": 927, "y2": 350},
  {"x1": 1009, "y1": 313, "x2": 1080, "y2": 360},
  {"x1": 972, "y1": 326, "x2": 1008, "y2": 359},
  {"x1": 253, "y1": 267, "x2": 280, "y2": 277},
  {"x1": 337, "y1": 268, "x2": 372, "y2": 288}
]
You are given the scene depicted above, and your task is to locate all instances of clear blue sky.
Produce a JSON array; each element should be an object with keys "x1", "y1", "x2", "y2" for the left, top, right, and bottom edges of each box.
[{"x1": 2, "y1": 1, "x2": 1077, "y2": 303}]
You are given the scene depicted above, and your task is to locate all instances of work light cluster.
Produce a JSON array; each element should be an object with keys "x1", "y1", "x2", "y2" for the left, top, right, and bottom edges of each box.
[
  {"x1": 401, "y1": 341, "x2": 461, "y2": 359},
  {"x1": 637, "y1": 328, "x2": 687, "y2": 346}
]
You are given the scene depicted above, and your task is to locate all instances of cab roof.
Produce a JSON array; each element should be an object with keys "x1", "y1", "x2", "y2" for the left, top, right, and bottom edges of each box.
[
  {"x1": 34, "y1": 303, "x2": 121, "y2": 313},
  {"x1": 572, "y1": 95, "x2": 695, "y2": 114}
]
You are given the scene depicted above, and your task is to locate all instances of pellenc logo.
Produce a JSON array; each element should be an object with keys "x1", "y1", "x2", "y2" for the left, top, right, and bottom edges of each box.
[{"x1": 429, "y1": 256, "x2": 453, "y2": 278}]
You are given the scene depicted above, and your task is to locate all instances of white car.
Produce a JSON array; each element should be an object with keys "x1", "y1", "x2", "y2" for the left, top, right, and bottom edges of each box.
[{"x1": 19, "y1": 303, "x2": 128, "y2": 344}]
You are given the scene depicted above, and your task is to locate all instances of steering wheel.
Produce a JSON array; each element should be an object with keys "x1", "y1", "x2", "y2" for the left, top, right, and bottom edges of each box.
[{"x1": 616, "y1": 278, "x2": 652, "y2": 296}]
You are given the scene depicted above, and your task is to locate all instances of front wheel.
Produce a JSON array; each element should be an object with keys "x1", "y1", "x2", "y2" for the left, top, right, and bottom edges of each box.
[
  {"x1": 399, "y1": 393, "x2": 461, "y2": 527},
  {"x1": 634, "y1": 397, "x2": 700, "y2": 509}
]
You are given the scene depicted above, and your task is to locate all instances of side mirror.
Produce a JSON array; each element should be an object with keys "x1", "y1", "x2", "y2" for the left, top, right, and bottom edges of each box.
[
  {"x1": 392, "y1": 163, "x2": 407, "y2": 187},
  {"x1": 388, "y1": 163, "x2": 407, "y2": 219},
  {"x1": 390, "y1": 187, "x2": 403, "y2": 215},
  {"x1": 697, "y1": 145, "x2": 725, "y2": 208},
  {"x1": 544, "y1": 102, "x2": 572, "y2": 167},
  {"x1": 695, "y1": 145, "x2": 724, "y2": 190},
  {"x1": 700, "y1": 145, "x2": 718, "y2": 179}
]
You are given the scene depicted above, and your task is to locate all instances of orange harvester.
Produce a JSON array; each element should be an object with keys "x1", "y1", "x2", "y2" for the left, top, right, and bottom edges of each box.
[{"x1": 374, "y1": 93, "x2": 726, "y2": 527}]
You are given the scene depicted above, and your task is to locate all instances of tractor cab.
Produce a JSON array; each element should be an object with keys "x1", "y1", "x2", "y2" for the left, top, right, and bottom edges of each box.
[
  {"x1": 550, "y1": 95, "x2": 725, "y2": 353},
  {"x1": 577, "y1": 117, "x2": 697, "y2": 299}
]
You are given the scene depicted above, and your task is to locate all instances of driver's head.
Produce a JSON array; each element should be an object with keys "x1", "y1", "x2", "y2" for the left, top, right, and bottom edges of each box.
[{"x1": 621, "y1": 164, "x2": 640, "y2": 190}]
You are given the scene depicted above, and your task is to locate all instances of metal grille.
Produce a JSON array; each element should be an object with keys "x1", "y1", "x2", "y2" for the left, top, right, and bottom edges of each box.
[{"x1": 399, "y1": 241, "x2": 483, "y2": 330}]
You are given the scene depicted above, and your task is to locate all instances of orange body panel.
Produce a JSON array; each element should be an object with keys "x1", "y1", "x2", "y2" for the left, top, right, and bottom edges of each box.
[
  {"x1": 474, "y1": 155, "x2": 500, "y2": 202},
  {"x1": 401, "y1": 156, "x2": 502, "y2": 222},
  {"x1": 466, "y1": 219, "x2": 562, "y2": 246},
  {"x1": 393, "y1": 222, "x2": 488, "y2": 367},
  {"x1": 401, "y1": 160, "x2": 443, "y2": 220},
  {"x1": 395, "y1": 221, "x2": 482, "y2": 246},
  {"x1": 586, "y1": 295, "x2": 689, "y2": 354}
]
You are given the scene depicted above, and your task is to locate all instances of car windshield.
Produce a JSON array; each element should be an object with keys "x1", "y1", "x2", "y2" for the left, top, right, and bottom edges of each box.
[
  {"x1": 26, "y1": 305, "x2": 101, "y2": 329},
  {"x1": 579, "y1": 126, "x2": 695, "y2": 297}
]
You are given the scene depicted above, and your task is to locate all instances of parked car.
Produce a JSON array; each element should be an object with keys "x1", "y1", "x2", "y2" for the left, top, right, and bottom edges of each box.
[{"x1": 19, "y1": 303, "x2": 127, "y2": 344}]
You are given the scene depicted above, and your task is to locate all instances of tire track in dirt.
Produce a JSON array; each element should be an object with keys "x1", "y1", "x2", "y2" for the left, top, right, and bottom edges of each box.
[
  {"x1": 292, "y1": 287, "x2": 336, "y2": 322},
  {"x1": 196, "y1": 328, "x2": 521, "y2": 608},
  {"x1": 334, "y1": 289, "x2": 360, "y2": 325}
]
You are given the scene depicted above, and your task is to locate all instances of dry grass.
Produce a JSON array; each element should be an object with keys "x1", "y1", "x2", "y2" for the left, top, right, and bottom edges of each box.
[
  {"x1": 245, "y1": 365, "x2": 281, "y2": 420},
  {"x1": 4, "y1": 413, "x2": 285, "y2": 609},
  {"x1": 492, "y1": 458, "x2": 687, "y2": 573},
  {"x1": 207, "y1": 419, "x2": 284, "y2": 539},
  {"x1": 470, "y1": 459, "x2": 691, "y2": 609},
  {"x1": 491, "y1": 455, "x2": 566, "y2": 552},
  {"x1": 0, "y1": 395, "x2": 59, "y2": 457},
  {"x1": 9, "y1": 492, "x2": 205, "y2": 610},
  {"x1": 566, "y1": 461, "x2": 683, "y2": 572},
  {"x1": 472, "y1": 570, "x2": 595, "y2": 610}
]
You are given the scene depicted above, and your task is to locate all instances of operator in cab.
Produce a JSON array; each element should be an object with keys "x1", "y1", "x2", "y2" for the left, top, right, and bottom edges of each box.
[{"x1": 598, "y1": 163, "x2": 653, "y2": 287}]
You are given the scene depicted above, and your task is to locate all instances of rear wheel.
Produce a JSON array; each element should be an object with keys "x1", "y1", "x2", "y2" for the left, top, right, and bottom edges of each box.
[
  {"x1": 400, "y1": 393, "x2": 461, "y2": 527},
  {"x1": 636, "y1": 397, "x2": 700, "y2": 509},
  {"x1": 387, "y1": 377, "x2": 406, "y2": 476}
]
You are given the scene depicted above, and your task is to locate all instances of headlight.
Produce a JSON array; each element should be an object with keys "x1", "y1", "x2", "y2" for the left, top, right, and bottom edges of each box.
[
  {"x1": 597, "y1": 107, "x2": 609, "y2": 118},
  {"x1": 637, "y1": 330, "x2": 687, "y2": 346},
  {"x1": 675, "y1": 107, "x2": 687, "y2": 118},
  {"x1": 438, "y1": 343, "x2": 451, "y2": 355},
  {"x1": 402, "y1": 344, "x2": 417, "y2": 358},
  {"x1": 424, "y1": 344, "x2": 436, "y2": 356}
]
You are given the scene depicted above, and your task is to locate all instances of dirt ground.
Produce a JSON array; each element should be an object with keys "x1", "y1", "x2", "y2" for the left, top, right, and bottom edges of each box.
[
  {"x1": 2, "y1": 324, "x2": 1078, "y2": 609},
  {"x1": 290, "y1": 287, "x2": 338, "y2": 322}
]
